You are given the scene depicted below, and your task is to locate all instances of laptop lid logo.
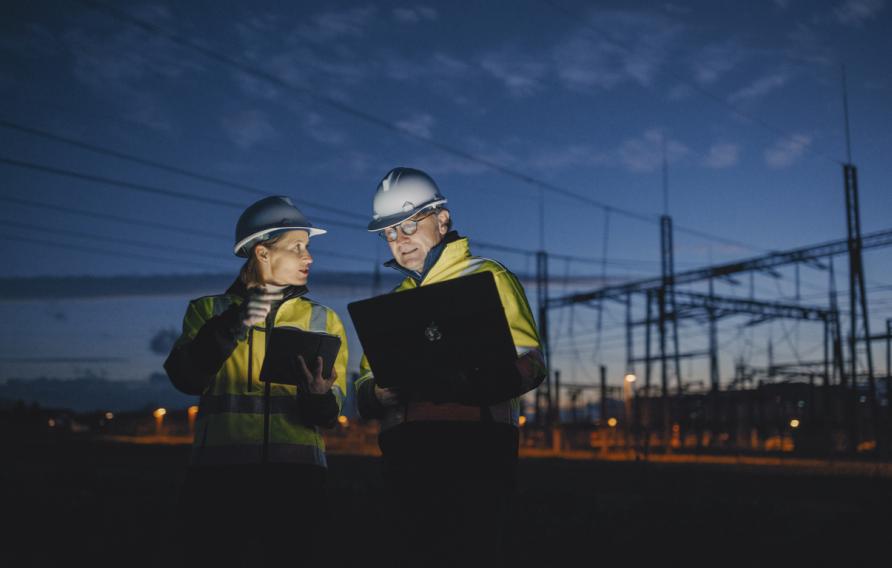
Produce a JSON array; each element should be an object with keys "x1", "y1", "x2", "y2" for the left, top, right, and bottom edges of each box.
[{"x1": 424, "y1": 322, "x2": 443, "y2": 342}]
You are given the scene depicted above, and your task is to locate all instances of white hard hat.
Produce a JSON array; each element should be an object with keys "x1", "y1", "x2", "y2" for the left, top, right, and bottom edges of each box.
[
  {"x1": 233, "y1": 196, "x2": 326, "y2": 257},
  {"x1": 367, "y1": 167, "x2": 447, "y2": 232}
]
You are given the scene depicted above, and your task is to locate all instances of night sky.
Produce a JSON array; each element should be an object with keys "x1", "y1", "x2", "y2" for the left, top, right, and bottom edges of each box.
[{"x1": 1, "y1": 0, "x2": 890, "y2": 400}]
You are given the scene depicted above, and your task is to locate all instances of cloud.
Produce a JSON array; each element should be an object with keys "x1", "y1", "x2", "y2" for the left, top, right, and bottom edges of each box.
[
  {"x1": 296, "y1": 6, "x2": 377, "y2": 43},
  {"x1": 61, "y1": 6, "x2": 206, "y2": 131},
  {"x1": 667, "y1": 82, "x2": 693, "y2": 100},
  {"x1": 382, "y1": 51, "x2": 470, "y2": 82},
  {"x1": 0, "y1": 23, "x2": 63, "y2": 60},
  {"x1": 413, "y1": 138, "x2": 522, "y2": 176},
  {"x1": 834, "y1": 0, "x2": 885, "y2": 26},
  {"x1": 221, "y1": 110, "x2": 278, "y2": 149},
  {"x1": 551, "y1": 10, "x2": 683, "y2": 93},
  {"x1": 528, "y1": 144, "x2": 611, "y2": 171},
  {"x1": 764, "y1": 134, "x2": 811, "y2": 168},
  {"x1": 396, "y1": 113, "x2": 436, "y2": 138},
  {"x1": 479, "y1": 48, "x2": 548, "y2": 97},
  {"x1": 65, "y1": 7, "x2": 204, "y2": 89},
  {"x1": 701, "y1": 143, "x2": 740, "y2": 169},
  {"x1": 663, "y1": 3, "x2": 693, "y2": 15},
  {"x1": 728, "y1": 71, "x2": 789, "y2": 103},
  {"x1": 303, "y1": 112, "x2": 346, "y2": 146},
  {"x1": 393, "y1": 6, "x2": 439, "y2": 23},
  {"x1": 784, "y1": 23, "x2": 836, "y2": 66},
  {"x1": 691, "y1": 41, "x2": 744, "y2": 86},
  {"x1": 149, "y1": 328, "x2": 178, "y2": 355},
  {"x1": 617, "y1": 129, "x2": 690, "y2": 173}
]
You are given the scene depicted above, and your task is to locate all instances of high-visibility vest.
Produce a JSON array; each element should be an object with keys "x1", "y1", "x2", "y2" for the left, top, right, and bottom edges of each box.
[
  {"x1": 173, "y1": 292, "x2": 348, "y2": 467},
  {"x1": 356, "y1": 237, "x2": 541, "y2": 430}
]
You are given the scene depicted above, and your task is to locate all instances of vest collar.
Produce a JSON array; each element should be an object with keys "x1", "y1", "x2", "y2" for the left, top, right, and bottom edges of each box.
[
  {"x1": 385, "y1": 231, "x2": 468, "y2": 284},
  {"x1": 225, "y1": 277, "x2": 308, "y2": 301}
]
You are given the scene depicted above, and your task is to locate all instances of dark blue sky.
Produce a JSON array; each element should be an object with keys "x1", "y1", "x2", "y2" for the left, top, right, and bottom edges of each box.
[{"x1": 1, "y1": 0, "x2": 890, "y2": 393}]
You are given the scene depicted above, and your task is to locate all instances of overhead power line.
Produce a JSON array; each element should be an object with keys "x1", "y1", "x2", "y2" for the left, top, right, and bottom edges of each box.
[
  {"x1": 0, "y1": 118, "x2": 366, "y2": 221},
  {"x1": 0, "y1": 233, "x2": 226, "y2": 271},
  {"x1": 0, "y1": 194, "x2": 223, "y2": 239},
  {"x1": 1, "y1": 157, "x2": 665, "y2": 267},
  {"x1": 74, "y1": 0, "x2": 763, "y2": 253},
  {"x1": 0, "y1": 204, "x2": 374, "y2": 264},
  {"x1": 0, "y1": 156, "x2": 362, "y2": 231}
]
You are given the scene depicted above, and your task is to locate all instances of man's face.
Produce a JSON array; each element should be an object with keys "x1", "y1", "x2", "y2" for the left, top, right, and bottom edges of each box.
[
  {"x1": 257, "y1": 230, "x2": 313, "y2": 286},
  {"x1": 386, "y1": 210, "x2": 450, "y2": 272}
]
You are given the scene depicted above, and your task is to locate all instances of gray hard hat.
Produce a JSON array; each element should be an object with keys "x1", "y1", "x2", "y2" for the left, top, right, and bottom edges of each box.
[
  {"x1": 367, "y1": 167, "x2": 447, "y2": 232},
  {"x1": 233, "y1": 196, "x2": 326, "y2": 257}
]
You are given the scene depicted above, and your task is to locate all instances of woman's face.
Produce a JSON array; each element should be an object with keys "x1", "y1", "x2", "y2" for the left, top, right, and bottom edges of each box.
[{"x1": 256, "y1": 230, "x2": 313, "y2": 286}]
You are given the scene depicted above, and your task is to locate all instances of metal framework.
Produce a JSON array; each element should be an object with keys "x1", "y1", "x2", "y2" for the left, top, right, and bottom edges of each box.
[{"x1": 536, "y1": 164, "x2": 892, "y2": 455}]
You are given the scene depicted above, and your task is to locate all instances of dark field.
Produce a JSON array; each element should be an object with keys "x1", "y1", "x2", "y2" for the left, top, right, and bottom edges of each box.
[{"x1": 6, "y1": 437, "x2": 891, "y2": 567}]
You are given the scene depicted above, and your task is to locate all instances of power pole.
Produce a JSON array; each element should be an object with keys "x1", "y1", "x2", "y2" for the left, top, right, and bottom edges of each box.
[
  {"x1": 536, "y1": 250, "x2": 551, "y2": 429},
  {"x1": 843, "y1": 163, "x2": 878, "y2": 452}
]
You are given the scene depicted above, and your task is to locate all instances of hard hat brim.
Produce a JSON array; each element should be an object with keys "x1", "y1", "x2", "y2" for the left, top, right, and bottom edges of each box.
[
  {"x1": 367, "y1": 199, "x2": 447, "y2": 232},
  {"x1": 233, "y1": 226, "x2": 327, "y2": 257}
]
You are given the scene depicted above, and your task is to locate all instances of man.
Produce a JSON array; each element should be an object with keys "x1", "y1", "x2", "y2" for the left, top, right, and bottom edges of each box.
[{"x1": 355, "y1": 167, "x2": 547, "y2": 567}]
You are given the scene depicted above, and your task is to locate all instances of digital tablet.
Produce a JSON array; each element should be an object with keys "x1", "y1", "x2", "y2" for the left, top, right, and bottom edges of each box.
[{"x1": 259, "y1": 326, "x2": 341, "y2": 386}]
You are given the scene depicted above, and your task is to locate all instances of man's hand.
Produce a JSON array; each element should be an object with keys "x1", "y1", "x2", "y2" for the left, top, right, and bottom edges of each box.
[
  {"x1": 374, "y1": 385, "x2": 401, "y2": 406},
  {"x1": 241, "y1": 287, "x2": 284, "y2": 327},
  {"x1": 298, "y1": 355, "x2": 337, "y2": 394}
]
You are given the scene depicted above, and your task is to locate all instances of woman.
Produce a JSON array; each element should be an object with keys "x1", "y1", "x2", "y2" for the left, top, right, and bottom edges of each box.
[{"x1": 164, "y1": 195, "x2": 348, "y2": 567}]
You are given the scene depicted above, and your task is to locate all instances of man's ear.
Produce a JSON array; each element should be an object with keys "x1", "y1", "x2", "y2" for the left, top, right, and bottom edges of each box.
[{"x1": 437, "y1": 210, "x2": 450, "y2": 236}]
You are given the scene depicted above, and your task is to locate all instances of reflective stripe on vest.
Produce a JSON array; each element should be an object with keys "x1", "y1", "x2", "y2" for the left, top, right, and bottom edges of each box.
[
  {"x1": 306, "y1": 302, "x2": 345, "y2": 407},
  {"x1": 308, "y1": 303, "x2": 327, "y2": 332},
  {"x1": 210, "y1": 295, "x2": 234, "y2": 318},
  {"x1": 402, "y1": 401, "x2": 514, "y2": 424},
  {"x1": 193, "y1": 442, "x2": 326, "y2": 467},
  {"x1": 200, "y1": 393, "x2": 298, "y2": 416}
]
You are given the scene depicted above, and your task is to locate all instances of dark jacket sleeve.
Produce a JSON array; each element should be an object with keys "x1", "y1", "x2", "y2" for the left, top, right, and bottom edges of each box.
[
  {"x1": 447, "y1": 349, "x2": 547, "y2": 407},
  {"x1": 164, "y1": 304, "x2": 244, "y2": 396},
  {"x1": 356, "y1": 376, "x2": 387, "y2": 420},
  {"x1": 296, "y1": 391, "x2": 340, "y2": 428}
]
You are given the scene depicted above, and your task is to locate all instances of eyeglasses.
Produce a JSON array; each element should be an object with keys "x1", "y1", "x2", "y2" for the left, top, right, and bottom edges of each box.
[{"x1": 378, "y1": 210, "x2": 436, "y2": 242}]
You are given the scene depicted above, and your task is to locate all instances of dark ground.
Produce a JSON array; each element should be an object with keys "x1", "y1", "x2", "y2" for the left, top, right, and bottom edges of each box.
[{"x1": 5, "y1": 436, "x2": 891, "y2": 567}]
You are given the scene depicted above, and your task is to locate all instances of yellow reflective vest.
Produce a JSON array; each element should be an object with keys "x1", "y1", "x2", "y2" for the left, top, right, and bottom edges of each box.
[
  {"x1": 170, "y1": 288, "x2": 348, "y2": 468},
  {"x1": 355, "y1": 236, "x2": 541, "y2": 430}
]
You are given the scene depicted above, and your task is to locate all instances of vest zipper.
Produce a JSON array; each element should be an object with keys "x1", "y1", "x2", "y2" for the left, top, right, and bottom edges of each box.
[
  {"x1": 261, "y1": 301, "x2": 283, "y2": 464},
  {"x1": 247, "y1": 327, "x2": 254, "y2": 391}
]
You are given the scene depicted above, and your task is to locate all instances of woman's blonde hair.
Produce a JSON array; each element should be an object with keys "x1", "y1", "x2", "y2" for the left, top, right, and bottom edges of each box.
[{"x1": 238, "y1": 233, "x2": 286, "y2": 289}]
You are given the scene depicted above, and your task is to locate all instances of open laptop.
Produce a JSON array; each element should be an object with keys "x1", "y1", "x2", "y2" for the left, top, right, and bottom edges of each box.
[{"x1": 347, "y1": 271, "x2": 519, "y2": 396}]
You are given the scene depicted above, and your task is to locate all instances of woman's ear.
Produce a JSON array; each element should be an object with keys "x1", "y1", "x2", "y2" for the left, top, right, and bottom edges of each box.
[{"x1": 254, "y1": 244, "x2": 270, "y2": 264}]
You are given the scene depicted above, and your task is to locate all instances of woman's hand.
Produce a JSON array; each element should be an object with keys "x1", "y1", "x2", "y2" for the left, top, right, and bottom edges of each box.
[
  {"x1": 298, "y1": 355, "x2": 337, "y2": 394},
  {"x1": 242, "y1": 287, "x2": 284, "y2": 327}
]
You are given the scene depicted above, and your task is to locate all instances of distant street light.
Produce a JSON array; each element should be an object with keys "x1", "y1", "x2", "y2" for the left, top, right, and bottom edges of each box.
[
  {"x1": 153, "y1": 408, "x2": 166, "y2": 435},
  {"x1": 187, "y1": 405, "x2": 199, "y2": 435},
  {"x1": 623, "y1": 374, "x2": 636, "y2": 448}
]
